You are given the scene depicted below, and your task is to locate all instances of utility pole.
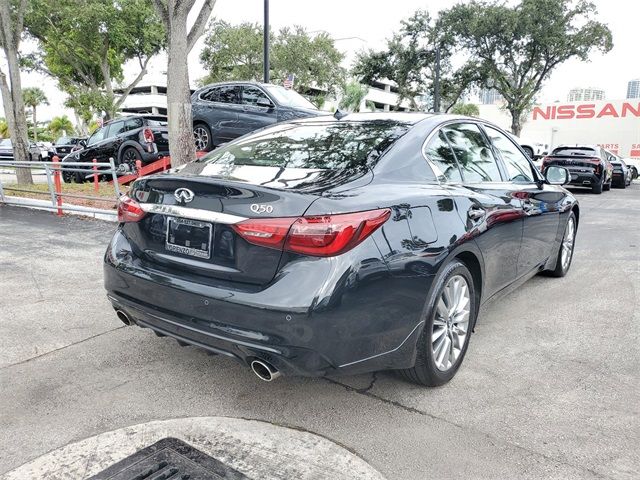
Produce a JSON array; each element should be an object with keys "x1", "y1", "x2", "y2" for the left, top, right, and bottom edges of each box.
[
  {"x1": 263, "y1": 0, "x2": 270, "y2": 83},
  {"x1": 433, "y1": 43, "x2": 441, "y2": 113}
]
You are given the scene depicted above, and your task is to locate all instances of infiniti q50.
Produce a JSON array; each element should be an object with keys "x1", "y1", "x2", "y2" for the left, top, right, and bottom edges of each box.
[{"x1": 104, "y1": 113, "x2": 578, "y2": 386}]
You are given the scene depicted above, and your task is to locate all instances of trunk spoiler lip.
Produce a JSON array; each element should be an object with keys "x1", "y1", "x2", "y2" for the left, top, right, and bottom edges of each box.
[{"x1": 139, "y1": 203, "x2": 248, "y2": 224}]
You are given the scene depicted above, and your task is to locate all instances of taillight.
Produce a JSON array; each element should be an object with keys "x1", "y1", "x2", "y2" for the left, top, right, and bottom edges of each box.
[
  {"x1": 143, "y1": 128, "x2": 154, "y2": 144},
  {"x1": 117, "y1": 195, "x2": 146, "y2": 222},
  {"x1": 232, "y1": 208, "x2": 391, "y2": 257}
]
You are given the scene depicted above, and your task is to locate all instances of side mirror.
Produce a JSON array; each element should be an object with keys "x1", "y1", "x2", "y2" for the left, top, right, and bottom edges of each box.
[
  {"x1": 545, "y1": 165, "x2": 570, "y2": 185},
  {"x1": 256, "y1": 99, "x2": 274, "y2": 109}
]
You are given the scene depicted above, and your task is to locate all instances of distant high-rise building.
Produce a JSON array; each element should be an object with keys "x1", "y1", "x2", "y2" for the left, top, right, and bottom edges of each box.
[
  {"x1": 479, "y1": 88, "x2": 503, "y2": 105},
  {"x1": 567, "y1": 87, "x2": 605, "y2": 102},
  {"x1": 627, "y1": 79, "x2": 640, "y2": 99}
]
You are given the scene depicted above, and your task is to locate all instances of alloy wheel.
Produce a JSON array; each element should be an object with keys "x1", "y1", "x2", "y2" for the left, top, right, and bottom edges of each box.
[
  {"x1": 561, "y1": 217, "x2": 575, "y2": 271},
  {"x1": 431, "y1": 275, "x2": 471, "y2": 372},
  {"x1": 193, "y1": 126, "x2": 209, "y2": 151},
  {"x1": 122, "y1": 149, "x2": 139, "y2": 172}
]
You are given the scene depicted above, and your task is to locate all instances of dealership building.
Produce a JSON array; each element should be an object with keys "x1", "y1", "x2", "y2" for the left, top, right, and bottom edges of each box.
[{"x1": 478, "y1": 99, "x2": 640, "y2": 158}]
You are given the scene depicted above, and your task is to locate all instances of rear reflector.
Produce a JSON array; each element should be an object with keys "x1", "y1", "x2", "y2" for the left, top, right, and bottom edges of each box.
[
  {"x1": 117, "y1": 195, "x2": 146, "y2": 223},
  {"x1": 232, "y1": 208, "x2": 391, "y2": 257}
]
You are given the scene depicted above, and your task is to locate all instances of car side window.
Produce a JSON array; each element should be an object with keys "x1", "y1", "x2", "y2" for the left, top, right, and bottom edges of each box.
[
  {"x1": 124, "y1": 118, "x2": 143, "y2": 131},
  {"x1": 242, "y1": 86, "x2": 271, "y2": 106},
  {"x1": 107, "y1": 121, "x2": 126, "y2": 138},
  {"x1": 88, "y1": 127, "x2": 106, "y2": 145},
  {"x1": 484, "y1": 126, "x2": 535, "y2": 183},
  {"x1": 443, "y1": 123, "x2": 502, "y2": 183},
  {"x1": 424, "y1": 130, "x2": 463, "y2": 183},
  {"x1": 203, "y1": 85, "x2": 240, "y2": 104}
]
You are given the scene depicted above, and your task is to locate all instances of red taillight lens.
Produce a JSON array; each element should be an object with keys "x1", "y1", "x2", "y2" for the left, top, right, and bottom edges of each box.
[
  {"x1": 117, "y1": 195, "x2": 146, "y2": 222},
  {"x1": 143, "y1": 128, "x2": 154, "y2": 143},
  {"x1": 232, "y1": 208, "x2": 391, "y2": 257}
]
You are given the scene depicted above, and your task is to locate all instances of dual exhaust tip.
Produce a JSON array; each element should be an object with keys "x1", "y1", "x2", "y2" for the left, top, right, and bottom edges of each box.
[{"x1": 115, "y1": 309, "x2": 280, "y2": 382}]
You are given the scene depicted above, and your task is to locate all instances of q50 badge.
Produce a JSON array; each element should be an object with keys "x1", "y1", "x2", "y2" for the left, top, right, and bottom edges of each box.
[{"x1": 250, "y1": 204, "x2": 273, "y2": 214}]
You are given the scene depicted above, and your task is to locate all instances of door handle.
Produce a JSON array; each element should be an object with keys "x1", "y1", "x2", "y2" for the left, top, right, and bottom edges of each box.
[{"x1": 467, "y1": 206, "x2": 486, "y2": 220}]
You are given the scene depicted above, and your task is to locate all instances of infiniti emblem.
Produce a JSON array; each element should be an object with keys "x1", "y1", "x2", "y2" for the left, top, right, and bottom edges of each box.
[{"x1": 174, "y1": 188, "x2": 195, "y2": 203}]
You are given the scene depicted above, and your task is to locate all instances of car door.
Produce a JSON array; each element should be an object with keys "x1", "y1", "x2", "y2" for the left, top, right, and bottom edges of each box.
[
  {"x1": 79, "y1": 126, "x2": 108, "y2": 162},
  {"x1": 197, "y1": 85, "x2": 243, "y2": 144},
  {"x1": 440, "y1": 122, "x2": 524, "y2": 298},
  {"x1": 482, "y1": 125, "x2": 563, "y2": 277},
  {"x1": 240, "y1": 85, "x2": 278, "y2": 133},
  {"x1": 101, "y1": 120, "x2": 126, "y2": 161}
]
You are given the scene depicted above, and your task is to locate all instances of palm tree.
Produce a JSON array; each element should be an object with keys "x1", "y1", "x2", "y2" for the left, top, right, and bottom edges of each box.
[
  {"x1": 0, "y1": 118, "x2": 9, "y2": 138},
  {"x1": 339, "y1": 82, "x2": 369, "y2": 112},
  {"x1": 23, "y1": 87, "x2": 49, "y2": 142},
  {"x1": 48, "y1": 115, "x2": 75, "y2": 138}
]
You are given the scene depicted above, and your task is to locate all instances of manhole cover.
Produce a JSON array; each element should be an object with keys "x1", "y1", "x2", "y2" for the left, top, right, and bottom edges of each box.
[{"x1": 88, "y1": 437, "x2": 249, "y2": 479}]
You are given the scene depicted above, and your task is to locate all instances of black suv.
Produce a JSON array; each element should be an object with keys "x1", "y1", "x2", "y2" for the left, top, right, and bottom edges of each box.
[
  {"x1": 48, "y1": 136, "x2": 87, "y2": 160},
  {"x1": 191, "y1": 81, "x2": 321, "y2": 151},
  {"x1": 62, "y1": 115, "x2": 169, "y2": 182}
]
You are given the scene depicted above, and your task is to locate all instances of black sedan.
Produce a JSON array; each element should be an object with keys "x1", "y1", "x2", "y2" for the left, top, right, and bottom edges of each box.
[
  {"x1": 105, "y1": 113, "x2": 578, "y2": 387},
  {"x1": 192, "y1": 81, "x2": 321, "y2": 151}
]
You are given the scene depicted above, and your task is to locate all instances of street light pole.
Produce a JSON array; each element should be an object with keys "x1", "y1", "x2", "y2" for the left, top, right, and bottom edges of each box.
[{"x1": 263, "y1": 0, "x2": 270, "y2": 83}]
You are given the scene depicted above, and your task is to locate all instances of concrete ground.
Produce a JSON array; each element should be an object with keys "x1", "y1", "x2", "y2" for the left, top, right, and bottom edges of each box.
[{"x1": 1, "y1": 184, "x2": 638, "y2": 479}]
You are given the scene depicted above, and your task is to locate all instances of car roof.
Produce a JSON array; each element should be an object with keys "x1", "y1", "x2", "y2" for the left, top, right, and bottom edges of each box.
[
  {"x1": 105, "y1": 114, "x2": 167, "y2": 125},
  {"x1": 197, "y1": 80, "x2": 280, "y2": 90}
]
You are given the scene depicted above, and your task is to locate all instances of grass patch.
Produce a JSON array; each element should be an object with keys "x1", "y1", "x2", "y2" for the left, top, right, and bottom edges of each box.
[{"x1": 4, "y1": 181, "x2": 120, "y2": 210}]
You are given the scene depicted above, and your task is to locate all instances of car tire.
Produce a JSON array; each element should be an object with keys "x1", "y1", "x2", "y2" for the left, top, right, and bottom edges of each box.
[
  {"x1": 62, "y1": 170, "x2": 73, "y2": 183},
  {"x1": 193, "y1": 123, "x2": 213, "y2": 152},
  {"x1": 119, "y1": 147, "x2": 142, "y2": 173},
  {"x1": 546, "y1": 212, "x2": 577, "y2": 278},
  {"x1": 592, "y1": 179, "x2": 603, "y2": 194},
  {"x1": 631, "y1": 167, "x2": 638, "y2": 180},
  {"x1": 522, "y1": 146, "x2": 534, "y2": 159},
  {"x1": 398, "y1": 260, "x2": 476, "y2": 387}
]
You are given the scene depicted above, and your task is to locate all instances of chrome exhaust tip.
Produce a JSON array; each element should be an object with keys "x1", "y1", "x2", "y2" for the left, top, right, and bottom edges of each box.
[
  {"x1": 115, "y1": 309, "x2": 132, "y2": 326},
  {"x1": 250, "y1": 359, "x2": 281, "y2": 382}
]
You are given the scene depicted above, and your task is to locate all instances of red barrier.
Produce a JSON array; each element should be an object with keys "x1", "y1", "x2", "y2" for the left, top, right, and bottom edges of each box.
[
  {"x1": 52, "y1": 156, "x2": 63, "y2": 216},
  {"x1": 92, "y1": 158, "x2": 99, "y2": 193}
]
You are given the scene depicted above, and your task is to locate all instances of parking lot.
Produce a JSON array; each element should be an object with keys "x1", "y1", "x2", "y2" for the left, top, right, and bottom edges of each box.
[{"x1": 1, "y1": 185, "x2": 638, "y2": 479}]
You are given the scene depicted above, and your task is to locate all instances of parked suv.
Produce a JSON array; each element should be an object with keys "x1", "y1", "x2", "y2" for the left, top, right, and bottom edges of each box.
[
  {"x1": 191, "y1": 81, "x2": 321, "y2": 151},
  {"x1": 62, "y1": 115, "x2": 169, "y2": 182},
  {"x1": 48, "y1": 136, "x2": 86, "y2": 160},
  {"x1": 541, "y1": 145, "x2": 613, "y2": 194}
]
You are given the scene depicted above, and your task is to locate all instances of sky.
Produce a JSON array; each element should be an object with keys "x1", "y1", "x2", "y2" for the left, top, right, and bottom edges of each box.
[{"x1": 3, "y1": 0, "x2": 639, "y2": 122}]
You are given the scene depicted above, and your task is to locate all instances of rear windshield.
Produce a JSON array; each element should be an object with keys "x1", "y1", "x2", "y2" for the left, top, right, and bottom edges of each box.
[
  {"x1": 197, "y1": 121, "x2": 411, "y2": 171},
  {"x1": 552, "y1": 147, "x2": 597, "y2": 156},
  {"x1": 145, "y1": 119, "x2": 168, "y2": 127}
]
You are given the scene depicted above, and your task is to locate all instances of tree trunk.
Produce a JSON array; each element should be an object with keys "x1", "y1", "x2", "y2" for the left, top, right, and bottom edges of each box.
[
  {"x1": 0, "y1": 59, "x2": 33, "y2": 185},
  {"x1": 166, "y1": 21, "x2": 196, "y2": 167},
  {"x1": 32, "y1": 106, "x2": 38, "y2": 142},
  {"x1": 509, "y1": 108, "x2": 522, "y2": 136}
]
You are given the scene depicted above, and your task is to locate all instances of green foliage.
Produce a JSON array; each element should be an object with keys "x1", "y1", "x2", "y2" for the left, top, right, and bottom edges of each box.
[
  {"x1": 199, "y1": 21, "x2": 264, "y2": 84},
  {"x1": 339, "y1": 82, "x2": 369, "y2": 112},
  {"x1": 22, "y1": 87, "x2": 48, "y2": 110},
  {"x1": 451, "y1": 103, "x2": 480, "y2": 116},
  {"x1": 48, "y1": 115, "x2": 75, "y2": 138},
  {"x1": 353, "y1": 10, "x2": 482, "y2": 112},
  {"x1": 0, "y1": 118, "x2": 8, "y2": 138},
  {"x1": 440, "y1": 0, "x2": 613, "y2": 134},
  {"x1": 200, "y1": 22, "x2": 345, "y2": 95},
  {"x1": 24, "y1": 0, "x2": 166, "y2": 119}
]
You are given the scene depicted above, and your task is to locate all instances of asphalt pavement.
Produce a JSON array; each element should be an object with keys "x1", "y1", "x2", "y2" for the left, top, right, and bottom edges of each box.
[{"x1": 1, "y1": 184, "x2": 638, "y2": 479}]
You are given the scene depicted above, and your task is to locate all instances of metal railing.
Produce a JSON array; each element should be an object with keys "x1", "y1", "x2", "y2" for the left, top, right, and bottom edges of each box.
[{"x1": 0, "y1": 156, "x2": 121, "y2": 217}]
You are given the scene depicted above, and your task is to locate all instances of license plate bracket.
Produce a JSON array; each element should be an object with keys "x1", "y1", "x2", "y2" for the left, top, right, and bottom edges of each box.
[{"x1": 165, "y1": 217, "x2": 213, "y2": 259}]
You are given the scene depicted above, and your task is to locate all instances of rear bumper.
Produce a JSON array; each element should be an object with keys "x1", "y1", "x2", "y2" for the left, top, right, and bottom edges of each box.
[
  {"x1": 104, "y1": 229, "x2": 428, "y2": 377},
  {"x1": 566, "y1": 172, "x2": 601, "y2": 187}
]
